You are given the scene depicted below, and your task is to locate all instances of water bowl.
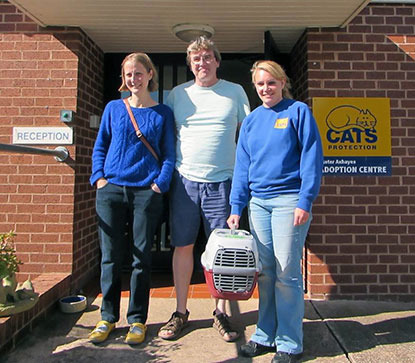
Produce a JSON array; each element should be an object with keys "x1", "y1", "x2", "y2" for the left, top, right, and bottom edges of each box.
[{"x1": 59, "y1": 295, "x2": 87, "y2": 313}]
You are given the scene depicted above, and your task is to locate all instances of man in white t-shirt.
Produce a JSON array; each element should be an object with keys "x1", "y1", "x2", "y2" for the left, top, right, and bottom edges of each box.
[{"x1": 158, "y1": 36, "x2": 250, "y2": 342}]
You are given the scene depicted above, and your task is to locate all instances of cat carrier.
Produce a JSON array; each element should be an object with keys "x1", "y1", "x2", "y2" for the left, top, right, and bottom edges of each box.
[{"x1": 201, "y1": 228, "x2": 261, "y2": 300}]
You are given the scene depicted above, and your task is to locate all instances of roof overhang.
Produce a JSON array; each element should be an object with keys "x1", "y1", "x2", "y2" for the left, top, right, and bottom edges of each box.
[{"x1": 9, "y1": 0, "x2": 370, "y2": 53}]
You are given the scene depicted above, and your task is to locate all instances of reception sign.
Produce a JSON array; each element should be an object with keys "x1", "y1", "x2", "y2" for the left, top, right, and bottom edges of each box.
[
  {"x1": 13, "y1": 127, "x2": 73, "y2": 145},
  {"x1": 312, "y1": 98, "x2": 391, "y2": 176}
]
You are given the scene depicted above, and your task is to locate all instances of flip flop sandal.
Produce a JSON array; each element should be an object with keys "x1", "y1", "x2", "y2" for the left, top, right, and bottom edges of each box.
[{"x1": 158, "y1": 310, "x2": 189, "y2": 340}]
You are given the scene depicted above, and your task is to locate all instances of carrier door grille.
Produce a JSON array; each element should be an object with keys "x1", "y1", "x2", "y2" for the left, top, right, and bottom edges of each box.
[
  {"x1": 213, "y1": 248, "x2": 256, "y2": 292},
  {"x1": 213, "y1": 274, "x2": 255, "y2": 292},
  {"x1": 214, "y1": 248, "x2": 255, "y2": 268}
]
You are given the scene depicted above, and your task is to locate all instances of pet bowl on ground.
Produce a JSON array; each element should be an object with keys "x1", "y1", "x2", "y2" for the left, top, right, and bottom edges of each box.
[{"x1": 59, "y1": 295, "x2": 87, "y2": 313}]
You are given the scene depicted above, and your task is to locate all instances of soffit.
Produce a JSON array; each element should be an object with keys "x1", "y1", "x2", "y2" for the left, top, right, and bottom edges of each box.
[{"x1": 9, "y1": 0, "x2": 370, "y2": 53}]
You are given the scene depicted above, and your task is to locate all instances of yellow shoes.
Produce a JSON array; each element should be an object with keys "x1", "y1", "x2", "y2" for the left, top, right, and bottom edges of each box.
[
  {"x1": 125, "y1": 322, "x2": 147, "y2": 345},
  {"x1": 88, "y1": 320, "x2": 146, "y2": 345},
  {"x1": 88, "y1": 320, "x2": 115, "y2": 343}
]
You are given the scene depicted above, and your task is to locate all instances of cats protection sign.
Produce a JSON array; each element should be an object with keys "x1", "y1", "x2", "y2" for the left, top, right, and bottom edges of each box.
[{"x1": 312, "y1": 98, "x2": 391, "y2": 176}]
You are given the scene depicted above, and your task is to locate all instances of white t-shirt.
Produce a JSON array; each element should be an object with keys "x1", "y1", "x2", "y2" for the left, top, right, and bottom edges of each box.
[{"x1": 166, "y1": 79, "x2": 250, "y2": 182}]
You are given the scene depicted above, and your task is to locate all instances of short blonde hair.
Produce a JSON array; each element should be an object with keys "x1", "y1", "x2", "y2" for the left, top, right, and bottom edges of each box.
[
  {"x1": 119, "y1": 52, "x2": 158, "y2": 92},
  {"x1": 186, "y1": 36, "x2": 221, "y2": 65},
  {"x1": 251, "y1": 60, "x2": 292, "y2": 99}
]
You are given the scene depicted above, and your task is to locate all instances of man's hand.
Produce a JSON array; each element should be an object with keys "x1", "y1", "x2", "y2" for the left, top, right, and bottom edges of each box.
[{"x1": 227, "y1": 214, "x2": 240, "y2": 229}]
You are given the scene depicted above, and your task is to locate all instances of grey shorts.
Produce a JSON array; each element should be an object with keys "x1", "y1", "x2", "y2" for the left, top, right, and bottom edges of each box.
[{"x1": 169, "y1": 170, "x2": 231, "y2": 247}]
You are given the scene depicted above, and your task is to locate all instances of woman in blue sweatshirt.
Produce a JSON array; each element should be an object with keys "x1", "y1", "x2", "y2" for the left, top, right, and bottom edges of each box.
[
  {"x1": 227, "y1": 60, "x2": 323, "y2": 363},
  {"x1": 89, "y1": 53, "x2": 175, "y2": 345}
]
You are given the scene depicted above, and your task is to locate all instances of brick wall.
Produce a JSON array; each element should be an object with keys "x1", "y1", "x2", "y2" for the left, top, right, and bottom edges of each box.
[
  {"x1": 60, "y1": 29, "x2": 104, "y2": 289},
  {"x1": 0, "y1": 1, "x2": 103, "y2": 288},
  {"x1": 292, "y1": 3, "x2": 415, "y2": 301}
]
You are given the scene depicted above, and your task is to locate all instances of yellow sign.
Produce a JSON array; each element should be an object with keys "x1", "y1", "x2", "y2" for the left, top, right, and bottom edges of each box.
[
  {"x1": 312, "y1": 98, "x2": 392, "y2": 176},
  {"x1": 312, "y1": 98, "x2": 391, "y2": 157}
]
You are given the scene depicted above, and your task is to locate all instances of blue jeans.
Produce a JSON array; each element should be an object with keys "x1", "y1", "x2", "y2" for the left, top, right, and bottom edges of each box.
[
  {"x1": 96, "y1": 182, "x2": 162, "y2": 324},
  {"x1": 248, "y1": 194, "x2": 311, "y2": 354}
]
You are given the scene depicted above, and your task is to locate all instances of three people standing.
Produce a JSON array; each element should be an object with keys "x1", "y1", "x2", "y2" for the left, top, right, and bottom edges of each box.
[{"x1": 89, "y1": 39, "x2": 323, "y2": 363}]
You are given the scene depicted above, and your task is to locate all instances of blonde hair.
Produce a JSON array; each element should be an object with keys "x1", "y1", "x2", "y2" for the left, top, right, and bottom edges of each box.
[
  {"x1": 186, "y1": 36, "x2": 221, "y2": 65},
  {"x1": 251, "y1": 60, "x2": 292, "y2": 99},
  {"x1": 118, "y1": 52, "x2": 158, "y2": 92}
]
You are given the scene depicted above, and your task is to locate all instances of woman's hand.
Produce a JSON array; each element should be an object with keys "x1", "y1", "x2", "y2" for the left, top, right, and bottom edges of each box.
[
  {"x1": 151, "y1": 183, "x2": 161, "y2": 193},
  {"x1": 96, "y1": 178, "x2": 108, "y2": 189},
  {"x1": 293, "y1": 208, "x2": 309, "y2": 226},
  {"x1": 227, "y1": 214, "x2": 240, "y2": 229}
]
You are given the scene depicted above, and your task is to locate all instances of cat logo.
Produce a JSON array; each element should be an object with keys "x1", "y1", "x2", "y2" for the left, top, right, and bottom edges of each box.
[
  {"x1": 325, "y1": 105, "x2": 378, "y2": 145},
  {"x1": 274, "y1": 118, "x2": 288, "y2": 129}
]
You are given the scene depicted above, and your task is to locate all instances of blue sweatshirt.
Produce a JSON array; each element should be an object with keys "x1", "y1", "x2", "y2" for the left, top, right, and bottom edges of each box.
[
  {"x1": 90, "y1": 99, "x2": 175, "y2": 193},
  {"x1": 230, "y1": 98, "x2": 323, "y2": 215}
]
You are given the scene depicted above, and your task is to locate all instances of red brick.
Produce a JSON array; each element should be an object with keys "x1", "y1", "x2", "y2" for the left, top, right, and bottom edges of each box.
[
  {"x1": 325, "y1": 255, "x2": 353, "y2": 264},
  {"x1": 59, "y1": 254, "x2": 72, "y2": 263},
  {"x1": 16, "y1": 23, "x2": 39, "y2": 32},
  {"x1": 350, "y1": 43, "x2": 374, "y2": 53},
  {"x1": 353, "y1": 62, "x2": 376, "y2": 70},
  {"x1": 44, "y1": 243, "x2": 72, "y2": 253},
  {"x1": 308, "y1": 284, "x2": 333, "y2": 294},
  {"x1": 37, "y1": 42, "x2": 67, "y2": 51},
  {"x1": 365, "y1": 16, "x2": 385, "y2": 25},
  {"x1": 0, "y1": 23, "x2": 15, "y2": 31},
  {"x1": 370, "y1": 265, "x2": 387, "y2": 273},
  {"x1": 354, "y1": 275, "x2": 377, "y2": 283},
  {"x1": 390, "y1": 285, "x2": 409, "y2": 293},
  {"x1": 340, "y1": 285, "x2": 367, "y2": 294},
  {"x1": 369, "y1": 285, "x2": 388, "y2": 293},
  {"x1": 18, "y1": 263, "x2": 44, "y2": 273},
  {"x1": 51, "y1": 50, "x2": 77, "y2": 60},
  {"x1": 43, "y1": 264, "x2": 71, "y2": 273},
  {"x1": 401, "y1": 275, "x2": 415, "y2": 283},
  {"x1": 14, "y1": 41, "x2": 37, "y2": 50},
  {"x1": 30, "y1": 253, "x2": 59, "y2": 263},
  {"x1": 16, "y1": 243, "x2": 44, "y2": 253},
  {"x1": 45, "y1": 224, "x2": 72, "y2": 233}
]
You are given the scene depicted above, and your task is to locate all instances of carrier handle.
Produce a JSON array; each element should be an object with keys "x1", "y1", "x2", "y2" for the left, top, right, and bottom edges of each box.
[
  {"x1": 216, "y1": 229, "x2": 251, "y2": 237},
  {"x1": 212, "y1": 266, "x2": 258, "y2": 275}
]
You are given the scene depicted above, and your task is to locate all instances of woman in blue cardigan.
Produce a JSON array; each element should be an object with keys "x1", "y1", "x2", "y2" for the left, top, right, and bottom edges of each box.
[
  {"x1": 89, "y1": 53, "x2": 175, "y2": 345},
  {"x1": 227, "y1": 60, "x2": 323, "y2": 363}
]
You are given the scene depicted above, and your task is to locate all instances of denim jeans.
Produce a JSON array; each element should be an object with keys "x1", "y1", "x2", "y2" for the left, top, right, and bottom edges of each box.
[
  {"x1": 248, "y1": 194, "x2": 311, "y2": 354},
  {"x1": 96, "y1": 182, "x2": 162, "y2": 324}
]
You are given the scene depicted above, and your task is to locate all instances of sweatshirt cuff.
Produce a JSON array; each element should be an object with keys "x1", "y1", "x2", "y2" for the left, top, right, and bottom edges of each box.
[
  {"x1": 153, "y1": 176, "x2": 169, "y2": 193},
  {"x1": 231, "y1": 204, "x2": 244, "y2": 216},
  {"x1": 297, "y1": 198, "x2": 312, "y2": 213}
]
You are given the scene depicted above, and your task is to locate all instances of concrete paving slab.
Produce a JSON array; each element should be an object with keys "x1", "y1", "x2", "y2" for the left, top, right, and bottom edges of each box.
[
  {"x1": 302, "y1": 302, "x2": 348, "y2": 362},
  {"x1": 5, "y1": 297, "x2": 414, "y2": 362},
  {"x1": 311, "y1": 300, "x2": 415, "y2": 363}
]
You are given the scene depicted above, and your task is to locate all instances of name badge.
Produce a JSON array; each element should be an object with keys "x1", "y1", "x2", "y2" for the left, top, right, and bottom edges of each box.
[{"x1": 274, "y1": 118, "x2": 288, "y2": 129}]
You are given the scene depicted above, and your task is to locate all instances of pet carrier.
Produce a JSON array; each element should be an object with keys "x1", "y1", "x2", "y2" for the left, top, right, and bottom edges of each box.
[{"x1": 201, "y1": 228, "x2": 261, "y2": 300}]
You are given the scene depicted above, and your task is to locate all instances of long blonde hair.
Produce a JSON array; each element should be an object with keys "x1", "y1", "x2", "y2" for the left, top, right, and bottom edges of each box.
[
  {"x1": 118, "y1": 52, "x2": 158, "y2": 92},
  {"x1": 251, "y1": 60, "x2": 292, "y2": 99}
]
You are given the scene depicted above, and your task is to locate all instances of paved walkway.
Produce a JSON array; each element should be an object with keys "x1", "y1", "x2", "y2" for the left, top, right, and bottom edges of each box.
[{"x1": 3, "y1": 294, "x2": 415, "y2": 362}]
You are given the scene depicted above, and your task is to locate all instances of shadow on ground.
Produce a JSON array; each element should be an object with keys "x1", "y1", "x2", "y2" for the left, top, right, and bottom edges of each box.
[{"x1": 3, "y1": 292, "x2": 415, "y2": 362}]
